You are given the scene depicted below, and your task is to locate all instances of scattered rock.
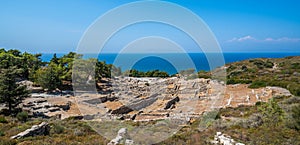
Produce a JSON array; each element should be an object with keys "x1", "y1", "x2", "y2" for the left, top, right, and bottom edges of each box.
[
  {"x1": 11, "y1": 122, "x2": 50, "y2": 139},
  {"x1": 211, "y1": 132, "x2": 245, "y2": 145},
  {"x1": 108, "y1": 128, "x2": 134, "y2": 145}
]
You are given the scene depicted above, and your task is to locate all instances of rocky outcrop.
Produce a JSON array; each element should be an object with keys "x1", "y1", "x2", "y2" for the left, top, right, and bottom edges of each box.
[
  {"x1": 211, "y1": 132, "x2": 245, "y2": 145},
  {"x1": 11, "y1": 122, "x2": 50, "y2": 139},
  {"x1": 107, "y1": 128, "x2": 134, "y2": 145}
]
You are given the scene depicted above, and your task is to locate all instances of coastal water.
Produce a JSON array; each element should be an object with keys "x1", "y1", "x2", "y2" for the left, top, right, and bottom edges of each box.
[{"x1": 41, "y1": 52, "x2": 300, "y2": 75}]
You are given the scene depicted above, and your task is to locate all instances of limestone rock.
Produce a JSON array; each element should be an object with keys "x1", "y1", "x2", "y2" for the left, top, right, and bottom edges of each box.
[
  {"x1": 211, "y1": 132, "x2": 245, "y2": 145},
  {"x1": 11, "y1": 122, "x2": 50, "y2": 139},
  {"x1": 108, "y1": 128, "x2": 134, "y2": 145}
]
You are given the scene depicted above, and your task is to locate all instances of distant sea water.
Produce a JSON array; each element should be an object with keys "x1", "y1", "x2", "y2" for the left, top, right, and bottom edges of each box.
[{"x1": 41, "y1": 52, "x2": 300, "y2": 75}]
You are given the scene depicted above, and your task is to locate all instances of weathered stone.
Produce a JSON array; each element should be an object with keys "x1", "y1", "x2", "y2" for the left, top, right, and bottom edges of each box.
[
  {"x1": 32, "y1": 112, "x2": 50, "y2": 118},
  {"x1": 107, "y1": 128, "x2": 134, "y2": 145},
  {"x1": 11, "y1": 122, "x2": 50, "y2": 139},
  {"x1": 34, "y1": 99, "x2": 47, "y2": 104},
  {"x1": 111, "y1": 106, "x2": 133, "y2": 114},
  {"x1": 83, "y1": 114, "x2": 96, "y2": 120},
  {"x1": 211, "y1": 132, "x2": 245, "y2": 145},
  {"x1": 48, "y1": 107, "x2": 61, "y2": 112},
  {"x1": 54, "y1": 101, "x2": 71, "y2": 111},
  {"x1": 164, "y1": 96, "x2": 180, "y2": 110}
]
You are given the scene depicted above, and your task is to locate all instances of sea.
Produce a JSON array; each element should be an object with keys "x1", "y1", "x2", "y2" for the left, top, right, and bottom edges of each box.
[{"x1": 41, "y1": 52, "x2": 300, "y2": 75}]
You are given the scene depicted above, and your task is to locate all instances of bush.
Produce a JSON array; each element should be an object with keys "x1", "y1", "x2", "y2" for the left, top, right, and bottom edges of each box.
[
  {"x1": 73, "y1": 129, "x2": 84, "y2": 136},
  {"x1": 0, "y1": 115, "x2": 8, "y2": 123},
  {"x1": 0, "y1": 130, "x2": 5, "y2": 136},
  {"x1": 16, "y1": 111, "x2": 28, "y2": 122},
  {"x1": 53, "y1": 124, "x2": 65, "y2": 134},
  {"x1": 0, "y1": 138, "x2": 16, "y2": 145},
  {"x1": 249, "y1": 81, "x2": 267, "y2": 88},
  {"x1": 227, "y1": 79, "x2": 252, "y2": 85},
  {"x1": 291, "y1": 105, "x2": 300, "y2": 130},
  {"x1": 287, "y1": 84, "x2": 300, "y2": 96},
  {"x1": 264, "y1": 60, "x2": 274, "y2": 68}
]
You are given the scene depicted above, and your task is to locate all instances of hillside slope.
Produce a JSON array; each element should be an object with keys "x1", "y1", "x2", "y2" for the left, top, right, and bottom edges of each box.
[{"x1": 225, "y1": 56, "x2": 300, "y2": 96}]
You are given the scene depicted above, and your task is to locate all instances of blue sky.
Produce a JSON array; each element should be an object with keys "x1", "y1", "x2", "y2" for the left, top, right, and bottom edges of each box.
[{"x1": 0, "y1": 0, "x2": 299, "y2": 53}]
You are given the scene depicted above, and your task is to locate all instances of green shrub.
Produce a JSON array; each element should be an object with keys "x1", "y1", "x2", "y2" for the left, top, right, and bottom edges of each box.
[
  {"x1": 73, "y1": 129, "x2": 84, "y2": 136},
  {"x1": 287, "y1": 84, "x2": 300, "y2": 96},
  {"x1": 264, "y1": 60, "x2": 274, "y2": 68},
  {"x1": 0, "y1": 116, "x2": 8, "y2": 123},
  {"x1": 198, "y1": 70, "x2": 211, "y2": 79},
  {"x1": 16, "y1": 111, "x2": 28, "y2": 122},
  {"x1": 291, "y1": 63, "x2": 300, "y2": 69},
  {"x1": 227, "y1": 79, "x2": 252, "y2": 85},
  {"x1": 0, "y1": 130, "x2": 5, "y2": 136},
  {"x1": 0, "y1": 138, "x2": 17, "y2": 145},
  {"x1": 291, "y1": 105, "x2": 300, "y2": 130},
  {"x1": 53, "y1": 124, "x2": 65, "y2": 134},
  {"x1": 249, "y1": 81, "x2": 267, "y2": 88}
]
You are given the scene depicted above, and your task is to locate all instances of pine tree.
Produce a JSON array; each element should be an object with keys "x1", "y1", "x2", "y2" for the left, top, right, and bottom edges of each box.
[
  {"x1": 0, "y1": 66, "x2": 29, "y2": 115},
  {"x1": 35, "y1": 64, "x2": 62, "y2": 91}
]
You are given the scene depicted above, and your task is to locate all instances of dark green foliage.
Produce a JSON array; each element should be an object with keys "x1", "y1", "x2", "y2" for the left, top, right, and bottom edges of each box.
[
  {"x1": 57, "y1": 52, "x2": 83, "y2": 81},
  {"x1": 252, "y1": 59, "x2": 265, "y2": 69},
  {"x1": 291, "y1": 63, "x2": 300, "y2": 69},
  {"x1": 34, "y1": 64, "x2": 62, "y2": 91},
  {"x1": 258, "y1": 99, "x2": 284, "y2": 125},
  {"x1": 265, "y1": 60, "x2": 274, "y2": 68},
  {"x1": 21, "y1": 52, "x2": 44, "y2": 80},
  {"x1": 0, "y1": 130, "x2": 4, "y2": 136},
  {"x1": 52, "y1": 124, "x2": 65, "y2": 134},
  {"x1": 123, "y1": 69, "x2": 169, "y2": 78},
  {"x1": 198, "y1": 70, "x2": 211, "y2": 79},
  {"x1": 0, "y1": 67, "x2": 29, "y2": 114},
  {"x1": 291, "y1": 105, "x2": 300, "y2": 130},
  {"x1": 95, "y1": 61, "x2": 121, "y2": 79},
  {"x1": 50, "y1": 53, "x2": 59, "y2": 65},
  {"x1": 227, "y1": 79, "x2": 252, "y2": 85},
  {"x1": 249, "y1": 59, "x2": 274, "y2": 69},
  {"x1": 0, "y1": 49, "x2": 44, "y2": 80},
  {"x1": 249, "y1": 80, "x2": 267, "y2": 88},
  {"x1": 287, "y1": 84, "x2": 300, "y2": 96},
  {"x1": 227, "y1": 57, "x2": 300, "y2": 96},
  {"x1": 241, "y1": 65, "x2": 248, "y2": 71},
  {"x1": 0, "y1": 116, "x2": 8, "y2": 123},
  {"x1": 16, "y1": 111, "x2": 28, "y2": 122}
]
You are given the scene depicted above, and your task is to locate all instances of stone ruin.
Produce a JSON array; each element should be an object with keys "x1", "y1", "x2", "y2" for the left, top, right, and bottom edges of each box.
[
  {"x1": 20, "y1": 76, "x2": 292, "y2": 123},
  {"x1": 22, "y1": 97, "x2": 71, "y2": 119}
]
